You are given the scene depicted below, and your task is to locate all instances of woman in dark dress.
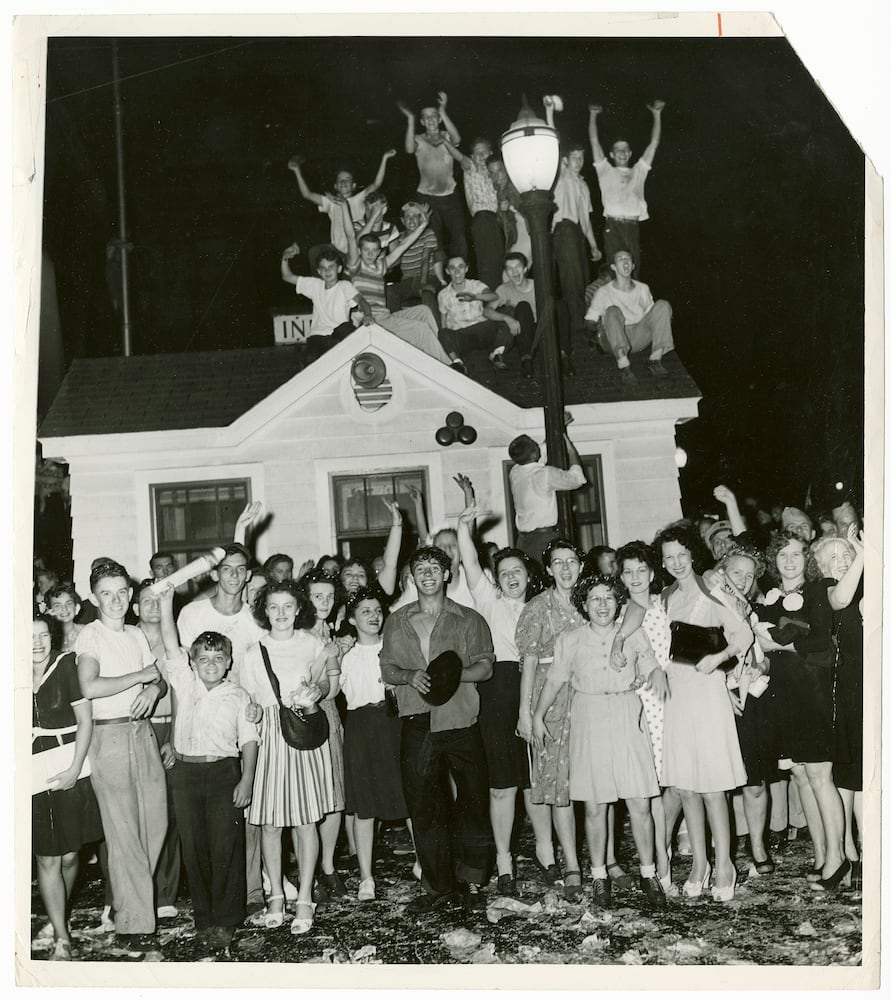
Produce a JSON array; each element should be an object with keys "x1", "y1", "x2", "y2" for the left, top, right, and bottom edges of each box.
[
  {"x1": 811, "y1": 527, "x2": 865, "y2": 868},
  {"x1": 32, "y1": 613, "x2": 103, "y2": 961},
  {"x1": 757, "y1": 531, "x2": 848, "y2": 891}
]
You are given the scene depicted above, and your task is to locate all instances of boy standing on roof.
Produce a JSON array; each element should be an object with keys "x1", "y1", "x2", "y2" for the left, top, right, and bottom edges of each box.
[{"x1": 588, "y1": 101, "x2": 665, "y2": 274}]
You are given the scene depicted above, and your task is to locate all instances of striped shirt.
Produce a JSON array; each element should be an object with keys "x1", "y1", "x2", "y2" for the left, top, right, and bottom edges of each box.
[
  {"x1": 349, "y1": 260, "x2": 389, "y2": 319},
  {"x1": 396, "y1": 229, "x2": 439, "y2": 279}
]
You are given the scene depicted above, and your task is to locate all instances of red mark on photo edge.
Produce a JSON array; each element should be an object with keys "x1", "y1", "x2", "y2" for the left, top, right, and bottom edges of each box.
[{"x1": 717, "y1": 13, "x2": 723, "y2": 36}]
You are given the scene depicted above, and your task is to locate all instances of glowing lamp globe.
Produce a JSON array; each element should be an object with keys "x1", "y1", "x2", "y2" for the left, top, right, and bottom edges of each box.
[{"x1": 500, "y1": 98, "x2": 560, "y2": 194}]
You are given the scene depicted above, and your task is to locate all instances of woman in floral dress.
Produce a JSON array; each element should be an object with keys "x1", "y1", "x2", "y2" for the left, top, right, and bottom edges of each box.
[{"x1": 515, "y1": 539, "x2": 585, "y2": 899}]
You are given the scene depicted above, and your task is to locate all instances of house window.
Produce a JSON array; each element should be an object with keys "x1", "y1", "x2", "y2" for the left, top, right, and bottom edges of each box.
[
  {"x1": 502, "y1": 454, "x2": 607, "y2": 553},
  {"x1": 332, "y1": 469, "x2": 427, "y2": 563},
  {"x1": 151, "y1": 478, "x2": 251, "y2": 582}
]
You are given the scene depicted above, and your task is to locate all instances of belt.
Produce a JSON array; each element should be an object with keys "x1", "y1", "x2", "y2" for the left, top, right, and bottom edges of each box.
[
  {"x1": 175, "y1": 752, "x2": 230, "y2": 764},
  {"x1": 94, "y1": 716, "x2": 137, "y2": 726},
  {"x1": 605, "y1": 215, "x2": 640, "y2": 223}
]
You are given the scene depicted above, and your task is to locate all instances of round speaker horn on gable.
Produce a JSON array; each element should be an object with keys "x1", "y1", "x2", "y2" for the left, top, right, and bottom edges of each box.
[{"x1": 351, "y1": 352, "x2": 387, "y2": 389}]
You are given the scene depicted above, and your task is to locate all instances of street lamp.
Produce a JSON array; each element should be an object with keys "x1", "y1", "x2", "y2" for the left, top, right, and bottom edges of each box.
[{"x1": 501, "y1": 96, "x2": 572, "y2": 538}]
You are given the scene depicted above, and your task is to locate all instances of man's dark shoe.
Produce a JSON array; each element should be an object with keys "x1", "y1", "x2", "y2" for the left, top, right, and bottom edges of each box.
[
  {"x1": 318, "y1": 870, "x2": 348, "y2": 899},
  {"x1": 489, "y1": 353, "x2": 508, "y2": 371},
  {"x1": 592, "y1": 877, "x2": 612, "y2": 909},
  {"x1": 461, "y1": 882, "x2": 487, "y2": 912},
  {"x1": 647, "y1": 358, "x2": 669, "y2": 379},
  {"x1": 405, "y1": 890, "x2": 460, "y2": 915},
  {"x1": 450, "y1": 359, "x2": 467, "y2": 375},
  {"x1": 245, "y1": 891, "x2": 265, "y2": 916},
  {"x1": 619, "y1": 367, "x2": 638, "y2": 388},
  {"x1": 639, "y1": 875, "x2": 667, "y2": 908},
  {"x1": 496, "y1": 873, "x2": 517, "y2": 897}
]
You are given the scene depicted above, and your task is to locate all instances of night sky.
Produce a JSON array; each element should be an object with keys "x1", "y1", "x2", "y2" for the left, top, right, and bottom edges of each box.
[{"x1": 40, "y1": 33, "x2": 865, "y2": 514}]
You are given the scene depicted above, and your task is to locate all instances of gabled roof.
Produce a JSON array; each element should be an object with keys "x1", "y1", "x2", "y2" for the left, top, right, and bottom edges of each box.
[{"x1": 39, "y1": 331, "x2": 700, "y2": 439}]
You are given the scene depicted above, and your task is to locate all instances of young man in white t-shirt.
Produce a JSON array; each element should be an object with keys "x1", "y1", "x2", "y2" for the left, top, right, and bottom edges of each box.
[
  {"x1": 280, "y1": 242, "x2": 373, "y2": 362},
  {"x1": 75, "y1": 560, "x2": 168, "y2": 951},
  {"x1": 584, "y1": 249, "x2": 674, "y2": 387}
]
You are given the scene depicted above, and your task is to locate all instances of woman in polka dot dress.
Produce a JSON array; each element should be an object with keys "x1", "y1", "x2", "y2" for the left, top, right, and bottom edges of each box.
[{"x1": 615, "y1": 541, "x2": 679, "y2": 897}]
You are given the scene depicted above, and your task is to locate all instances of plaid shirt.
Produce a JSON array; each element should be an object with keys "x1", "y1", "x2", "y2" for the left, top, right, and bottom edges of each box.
[
  {"x1": 438, "y1": 279, "x2": 490, "y2": 330},
  {"x1": 462, "y1": 161, "x2": 498, "y2": 214}
]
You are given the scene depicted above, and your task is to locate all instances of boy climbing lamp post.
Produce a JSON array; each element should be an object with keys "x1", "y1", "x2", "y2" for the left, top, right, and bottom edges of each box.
[{"x1": 501, "y1": 98, "x2": 572, "y2": 538}]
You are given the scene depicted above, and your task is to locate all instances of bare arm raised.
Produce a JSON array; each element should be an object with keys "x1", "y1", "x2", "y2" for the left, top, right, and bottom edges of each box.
[{"x1": 640, "y1": 100, "x2": 665, "y2": 166}]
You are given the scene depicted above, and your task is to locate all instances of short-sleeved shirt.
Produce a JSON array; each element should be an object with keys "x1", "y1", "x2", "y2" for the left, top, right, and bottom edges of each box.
[
  {"x1": 415, "y1": 136, "x2": 456, "y2": 197},
  {"x1": 551, "y1": 170, "x2": 593, "y2": 230},
  {"x1": 438, "y1": 279, "x2": 490, "y2": 330},
  {"x1": 395, "y1": 229, "x2": 439, "y2": 279},
  {"x1": 293, "y1": 276, "x2": 360, "y2": 338},
  {"x1": 74, "y1": 620, "x2": 155, "y2": 720},
  {"x1": 240, "y1": 632, "x2": 326, "y2": 710},
  {"x1": 165, "y1": 648, "x2": 259, "y2": 757},
  {"x1": 462, "y1": 161, "x2": 498, "y2": 215},
  {"x1": 594, "y1": 158, "x2": 651, "y2": 220},
  {"x1": 551, "y1": 622, "x2": 659, "y2": 693},
  {"x1": 340, "y1": 641, "x2": 387, "y2": 710},
  {"x1": 348, "y1": 260, "x2": 389, "y2": 319},
  {"x1": 585, "y1": 279, "x2": 654, "y2": 327},
  {"x1": 509, "y1": 460, "x2": 586, "y2": 532},
  {"x1": 176, "y1": 599, "x2": 264, "y2": 688},
  {"x1": 318, "y1": 192, "x2": 368, "y2": 253},
  {"x1": 469, "y1": 574, "x2": 525, "y2": 663},
  {"x1": 495, "y1": 279, "x2": 536, "y2": 317}
]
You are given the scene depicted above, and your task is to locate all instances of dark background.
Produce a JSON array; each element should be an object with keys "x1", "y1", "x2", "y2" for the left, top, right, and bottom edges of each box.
[{"x1": 40, "y1": 34, "x2": 865, "y2": 515}]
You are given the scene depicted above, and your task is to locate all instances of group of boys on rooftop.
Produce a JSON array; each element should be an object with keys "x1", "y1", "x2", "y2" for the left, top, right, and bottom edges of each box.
[{"x1": 282, "y1": 93, "x2": 676, "y2": 389}]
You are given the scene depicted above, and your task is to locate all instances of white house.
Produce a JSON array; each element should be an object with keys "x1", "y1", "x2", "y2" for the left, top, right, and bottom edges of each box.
[{"x1": 39, "y1": 325, "x2": 701, "y2": 596}]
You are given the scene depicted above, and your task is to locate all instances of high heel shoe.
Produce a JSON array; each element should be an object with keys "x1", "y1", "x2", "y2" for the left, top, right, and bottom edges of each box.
[
  {"x1": 532, "y1": 853, "x2": 559, "y2": 886},
  {"x1": 811, "y1": 859, "x2": 852, "y2": 892},
  {"x1": 248, "y1": 894, "x2": 285, "y2": 929},
  {"x1": 290, "y1": 900, "x2": 316, "y2": 935},
  {"x1": 682, "y1": 862, "x2": 711, "y2": 898},
  {"x1": 711, "y1": 866, "x2": 737, "y2": 902}
]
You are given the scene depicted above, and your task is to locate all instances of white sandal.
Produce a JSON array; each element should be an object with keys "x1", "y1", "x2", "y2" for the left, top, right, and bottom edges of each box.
[
  {"x1": 248, "y1": 894, "x2": 286, "y2": 929},
  {"x1": 290, "y1": 900, "x2": 316, "y2": 936}
]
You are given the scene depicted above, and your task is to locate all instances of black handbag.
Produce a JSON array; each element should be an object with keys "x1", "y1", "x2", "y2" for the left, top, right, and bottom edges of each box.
[
  {"x1": 669, "y1": 621, "x2": 736, "y2": 670},
  {"x1": 259, "y1": 644, "x2": 329, "y2": 752}
]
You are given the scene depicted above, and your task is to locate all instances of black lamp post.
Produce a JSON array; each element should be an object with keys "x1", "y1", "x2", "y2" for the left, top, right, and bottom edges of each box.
[{"x1": 501, "y1": 98, "x2": 572, "y2": 538}]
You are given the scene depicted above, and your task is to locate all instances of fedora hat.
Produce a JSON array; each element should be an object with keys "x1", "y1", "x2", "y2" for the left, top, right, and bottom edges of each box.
[{"x1": 421, "y1": 650, "x2": 463, "y2": 706}]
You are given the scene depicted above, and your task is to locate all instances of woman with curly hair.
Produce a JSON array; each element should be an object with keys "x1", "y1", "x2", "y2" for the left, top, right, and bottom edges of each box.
[
  {"x1": 654, "y1": 520, "x2": 750, "y2": 902},
  {"x1": 455, "y1": 503, "x2": 548, "y2": 895},
  {"x1": 811, "y1": 526, "x2": 865, "y2": 872},
  {"x1": 709, "y1": 544, "x2": 778, "y2": 875},
  {"x1": 515, "y1": 538, "x2": 585, "y2": 898},
  {"x1": 240, "y1": 581, "x2": 340, "y2": 935},
  {"x1": 532, "y1": 575, "x2": 664, "y2": 910},
  {"x1": 757, "y1": 530, "x2": 847, "y2": 891}
]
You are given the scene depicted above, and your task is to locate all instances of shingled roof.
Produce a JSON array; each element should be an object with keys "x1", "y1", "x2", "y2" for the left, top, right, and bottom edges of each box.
[{"x1": 39, "y1": 339, "x2": 700, "y2": 439}]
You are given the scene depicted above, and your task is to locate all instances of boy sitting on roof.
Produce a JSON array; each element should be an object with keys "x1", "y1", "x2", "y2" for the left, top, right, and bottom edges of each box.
[{"x1": 280, "y1": 242, "x2": 373, "y2": 362}]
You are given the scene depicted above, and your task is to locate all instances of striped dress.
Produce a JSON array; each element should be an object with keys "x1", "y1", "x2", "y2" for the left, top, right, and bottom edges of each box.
[{"x1": 241, "y1": 633, "x2": 335, "y2": 827}]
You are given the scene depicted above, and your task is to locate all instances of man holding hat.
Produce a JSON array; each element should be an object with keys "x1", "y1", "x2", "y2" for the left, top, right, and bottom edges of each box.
[{"x1": 380, "y1": 546, "x2": 495, "y2": 915}]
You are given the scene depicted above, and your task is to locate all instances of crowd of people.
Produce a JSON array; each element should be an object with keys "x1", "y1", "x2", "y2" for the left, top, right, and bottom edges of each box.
[
  {"x1": 31, "y1": 445, "x2": 865, "y2": 961},
  {"x1": 279, "y1": 93, "x2": 675, "y2": 386}
]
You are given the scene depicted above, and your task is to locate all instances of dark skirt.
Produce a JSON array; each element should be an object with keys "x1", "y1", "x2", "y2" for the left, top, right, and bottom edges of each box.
[
  {"x1": 833, "y1": 604, "x2": 863, "y2": 791},
  {"x1": 734, "y1": 685, "x2": 779, "y2": 786},
  {"x1": 343, "y1": 703, "x2": 408, "y2": 820},
  {"x1": 33, "y1": 776, "x2": 104, "y2": 857},
  {"x1": 477, "y1": 660, "x2": 530, "y2": 791},
  {"x1": 769, "y1": 651, "x2": 834, "y2": 763}
]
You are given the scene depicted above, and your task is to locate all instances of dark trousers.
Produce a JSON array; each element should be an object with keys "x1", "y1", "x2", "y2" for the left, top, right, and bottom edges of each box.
[
  {"x1": 439, "y1": 320, "x2": 513, "y2": 362},
  {"x1": 516, "y1": 526, "x2": 559, "y2": 566},
  {"x1": 497, "y1": 301, "x2": 536, "y2": 360},
  {"x1": 471, "y1": 211, "x2": 505, "y2": 292},
  {"x1": 553, "y1": 220, "x2": 589, "y2": 358},
  {"x1": 170, "y1": 758, "x2": 246, "y2": 930},
  {"x1": 303, "y1": 322, "x2": 355, "y2": 362},
  {"x1": 151, "y1": 720, "x2": 182, "y2": 907},
  {"x1": 400, "y1": 716, "x2": 492, "y2": 895},
  {"x1": 415, "y1": 190, "x2": 468, "y2": 260},
  {"x1": 388, "y1": 276, "x2": 442, "y2": 327}
]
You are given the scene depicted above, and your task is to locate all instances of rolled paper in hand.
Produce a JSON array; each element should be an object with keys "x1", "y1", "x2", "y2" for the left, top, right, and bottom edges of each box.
[{"x1": 148, "y1": 547, "x2": 226, "y2": 594}]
